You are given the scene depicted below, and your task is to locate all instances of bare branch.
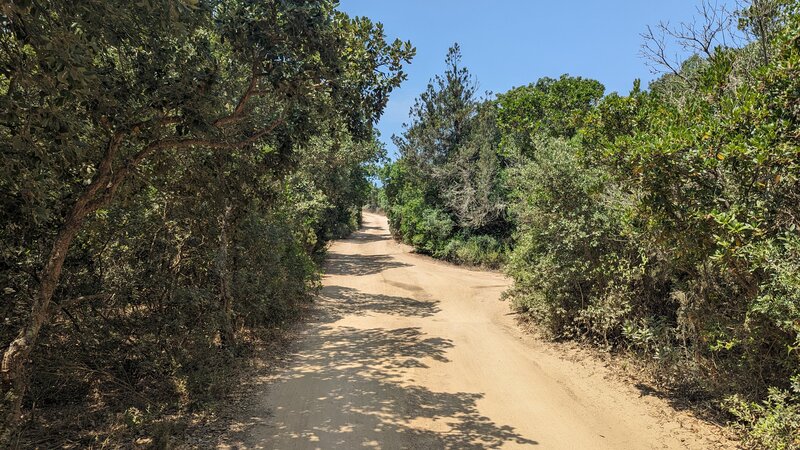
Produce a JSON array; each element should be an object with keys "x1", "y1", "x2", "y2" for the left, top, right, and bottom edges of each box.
[
  {"x1": 641, "y1": 24, "x2": 689, "y2": 80},
  {"x1": 640, "y1": 0, "x2": 739, "y2": 77}
]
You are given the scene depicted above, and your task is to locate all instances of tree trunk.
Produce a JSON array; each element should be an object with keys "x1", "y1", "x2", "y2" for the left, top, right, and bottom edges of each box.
[
  {"x1": 1, "y1": 200, "x2": 90, "y2": 439},
  {"x1": 0, "y1": 135, "x2": 125, "y2": 440},
  {"x1": 0, "y1": 102, "x2": 279, "y2": 440}
]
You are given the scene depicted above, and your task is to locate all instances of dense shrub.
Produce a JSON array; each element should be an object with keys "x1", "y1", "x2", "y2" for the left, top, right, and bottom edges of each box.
[
  {"x1": 725, "y1": 376, "x2": 800, "y2": 450},
  {"x1": 439, "y1": 234, "x2": 507, "y2": 268},
  {"x1": 501, "y1": 3, "x2": 800, "y2": 446},
  {"x1": 504, "y1": 137, "x2": 633, "y2": 339},
  {"x1": 0, "y1": 0, "x2": 412, "y2": 444},
  {"x1": 384, "y1": 2, "x2": 799, "y2": 445}
]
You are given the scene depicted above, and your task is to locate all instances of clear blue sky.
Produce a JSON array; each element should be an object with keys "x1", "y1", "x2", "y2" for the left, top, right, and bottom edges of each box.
[{"x1": 338, "y1": 0, "x2": 737, "y2": 157}]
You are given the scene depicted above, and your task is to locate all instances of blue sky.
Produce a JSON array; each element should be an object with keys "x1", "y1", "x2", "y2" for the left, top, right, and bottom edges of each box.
[{"x1": 338, "y1": 0, "x2": 738, "y2": 157}]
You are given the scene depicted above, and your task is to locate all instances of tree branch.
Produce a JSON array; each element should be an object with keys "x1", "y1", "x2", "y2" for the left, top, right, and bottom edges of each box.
[
  {"x1": 85, "y1": 118, "x2": 285, "y2": 213},
  {"x1": 213, "y1": 60, "x2": 264, "y2": 128}
]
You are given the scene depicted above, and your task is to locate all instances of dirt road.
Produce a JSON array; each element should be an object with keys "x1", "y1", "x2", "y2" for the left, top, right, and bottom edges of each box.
[{"x1": 221, "y1": 212, "x2": 732, "y2": 449}]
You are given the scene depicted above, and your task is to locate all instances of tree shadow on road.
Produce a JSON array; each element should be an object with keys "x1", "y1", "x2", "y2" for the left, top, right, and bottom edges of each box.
[
  {"x1": 218, "y1": 237, "x2": 537, "y2": 448},
  {"x1": 324, "y1": 253, "x2": 410, "y2": 276},
  {"x1": 343, "y1": 228, "x2": 390, "y2": 243},
  {"x1": 223, "y1": 325, "x2": 538, "y2": 449},
  {"x1": 318, "y1": 285, "x2": 440, "y2": 320}
]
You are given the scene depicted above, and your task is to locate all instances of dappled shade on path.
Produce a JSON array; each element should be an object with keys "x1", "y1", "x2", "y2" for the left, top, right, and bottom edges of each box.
[
  {"x1": 229, "y1": 321, "x2": 537, "y2": 449},
  {"x1": 320, "y1": 285, "x2": 440, "y2": 320},
  {"x1": 218, "y1": 213, "x2": 729, "y2": 450},
  {"x1": 324, "y1": 253, "x2": 410, "y2": 277}
]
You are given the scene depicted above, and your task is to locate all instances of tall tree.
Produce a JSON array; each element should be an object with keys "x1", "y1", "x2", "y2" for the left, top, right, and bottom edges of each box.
[
  {"x1": 496, "y1": 74, "x2": 605, "y2": 152},
  {"x1": 394, "y1": 43, "x2": 479, "y2": 202},
  {"x1": 384, "y1": 44, "x2": 509, "y2": 263}
]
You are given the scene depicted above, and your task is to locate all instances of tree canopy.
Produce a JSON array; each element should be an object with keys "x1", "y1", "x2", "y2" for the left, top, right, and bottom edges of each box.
[{"x1": 1, "y1": 0, "x2": 413, "y2": 444}]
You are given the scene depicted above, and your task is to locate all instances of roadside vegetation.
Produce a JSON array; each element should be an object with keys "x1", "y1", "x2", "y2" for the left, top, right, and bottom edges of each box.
[
  {"x1": 382, "y1": 1, "x2": 799, "y2": 447},
  {"x1": 0, "y1": 1, "x2": 412, "y2": 446},
  {"x1": 382, "y1": 44, "x2": 511, "y2": 269}
]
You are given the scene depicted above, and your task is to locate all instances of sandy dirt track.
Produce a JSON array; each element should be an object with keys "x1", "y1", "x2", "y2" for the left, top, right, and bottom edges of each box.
[{"x1": 220, "y1": 212, "x2": 733, "y2": 449}]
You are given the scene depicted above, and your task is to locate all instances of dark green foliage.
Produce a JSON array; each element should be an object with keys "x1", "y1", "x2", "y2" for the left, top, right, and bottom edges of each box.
[
  {"x1": 496, "y1": 75, "x2": 605, "y2": 152},
  {"x1": 0, "y1": 0, "x2": 412, "y2": 444}
]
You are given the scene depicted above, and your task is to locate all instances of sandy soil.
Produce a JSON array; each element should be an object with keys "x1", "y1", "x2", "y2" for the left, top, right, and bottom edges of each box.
[{"x1": 218, "y1": 212, "x2": 735, "y2": 449}]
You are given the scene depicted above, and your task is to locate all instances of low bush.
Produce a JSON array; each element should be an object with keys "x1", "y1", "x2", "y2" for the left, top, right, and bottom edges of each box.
[
  {"x1": 726, "y1": 376, "x2": 800, "y2": 450},
  {"x1": 439, "y1": 234, "x2": 507, "y2": 268}
]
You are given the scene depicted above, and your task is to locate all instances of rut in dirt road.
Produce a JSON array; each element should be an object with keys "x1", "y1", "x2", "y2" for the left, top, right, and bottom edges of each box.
[{"x1": 220, "y1": 212, "x2": 733, "y2": 449}]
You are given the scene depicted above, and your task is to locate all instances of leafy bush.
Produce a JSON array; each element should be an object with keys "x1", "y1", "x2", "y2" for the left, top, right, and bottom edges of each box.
[
  {"x1": 503, "y1": 137, "x2": 635, "y2": 340},
  {"x1": 439, "y1": 234, "x2": 507, "y2": 268},
  {"x1": 726, "y1": 376, "x2": 800, "y2": 450},
  {"x1": 0, "y1": 0, "x2": 412, "y2": 444},
  {"x1": 501, "y1": 4, "x2": 800, "y2": 445}
]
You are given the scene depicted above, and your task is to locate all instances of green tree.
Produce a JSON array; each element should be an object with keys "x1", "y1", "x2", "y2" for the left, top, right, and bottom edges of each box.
[
  {"x1": 496, "y1": 74, "x2": 605, "y2": 152},
  {"x1": 0, "y1": 0, "x2": 412, "y2": 438},
  {"x1": 384, "y1": 44, "x2": 509, "y2": 265}
]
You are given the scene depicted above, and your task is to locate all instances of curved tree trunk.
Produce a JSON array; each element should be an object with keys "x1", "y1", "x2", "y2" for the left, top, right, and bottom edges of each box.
[
  {"x1": 0, "y1": 92, "x2": 279, "y2": 441},
  {"x1": 1, "y1": 194, "x2": 94, "y2": 439},
  {"x1": 1, "y1": 135, "x2": 125, "y2": 440}
]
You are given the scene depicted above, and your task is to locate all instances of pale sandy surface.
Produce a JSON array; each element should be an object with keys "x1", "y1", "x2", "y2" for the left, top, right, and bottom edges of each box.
[{"x1": 218, "y1": 212, "x2": 735, "y2": 449}]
